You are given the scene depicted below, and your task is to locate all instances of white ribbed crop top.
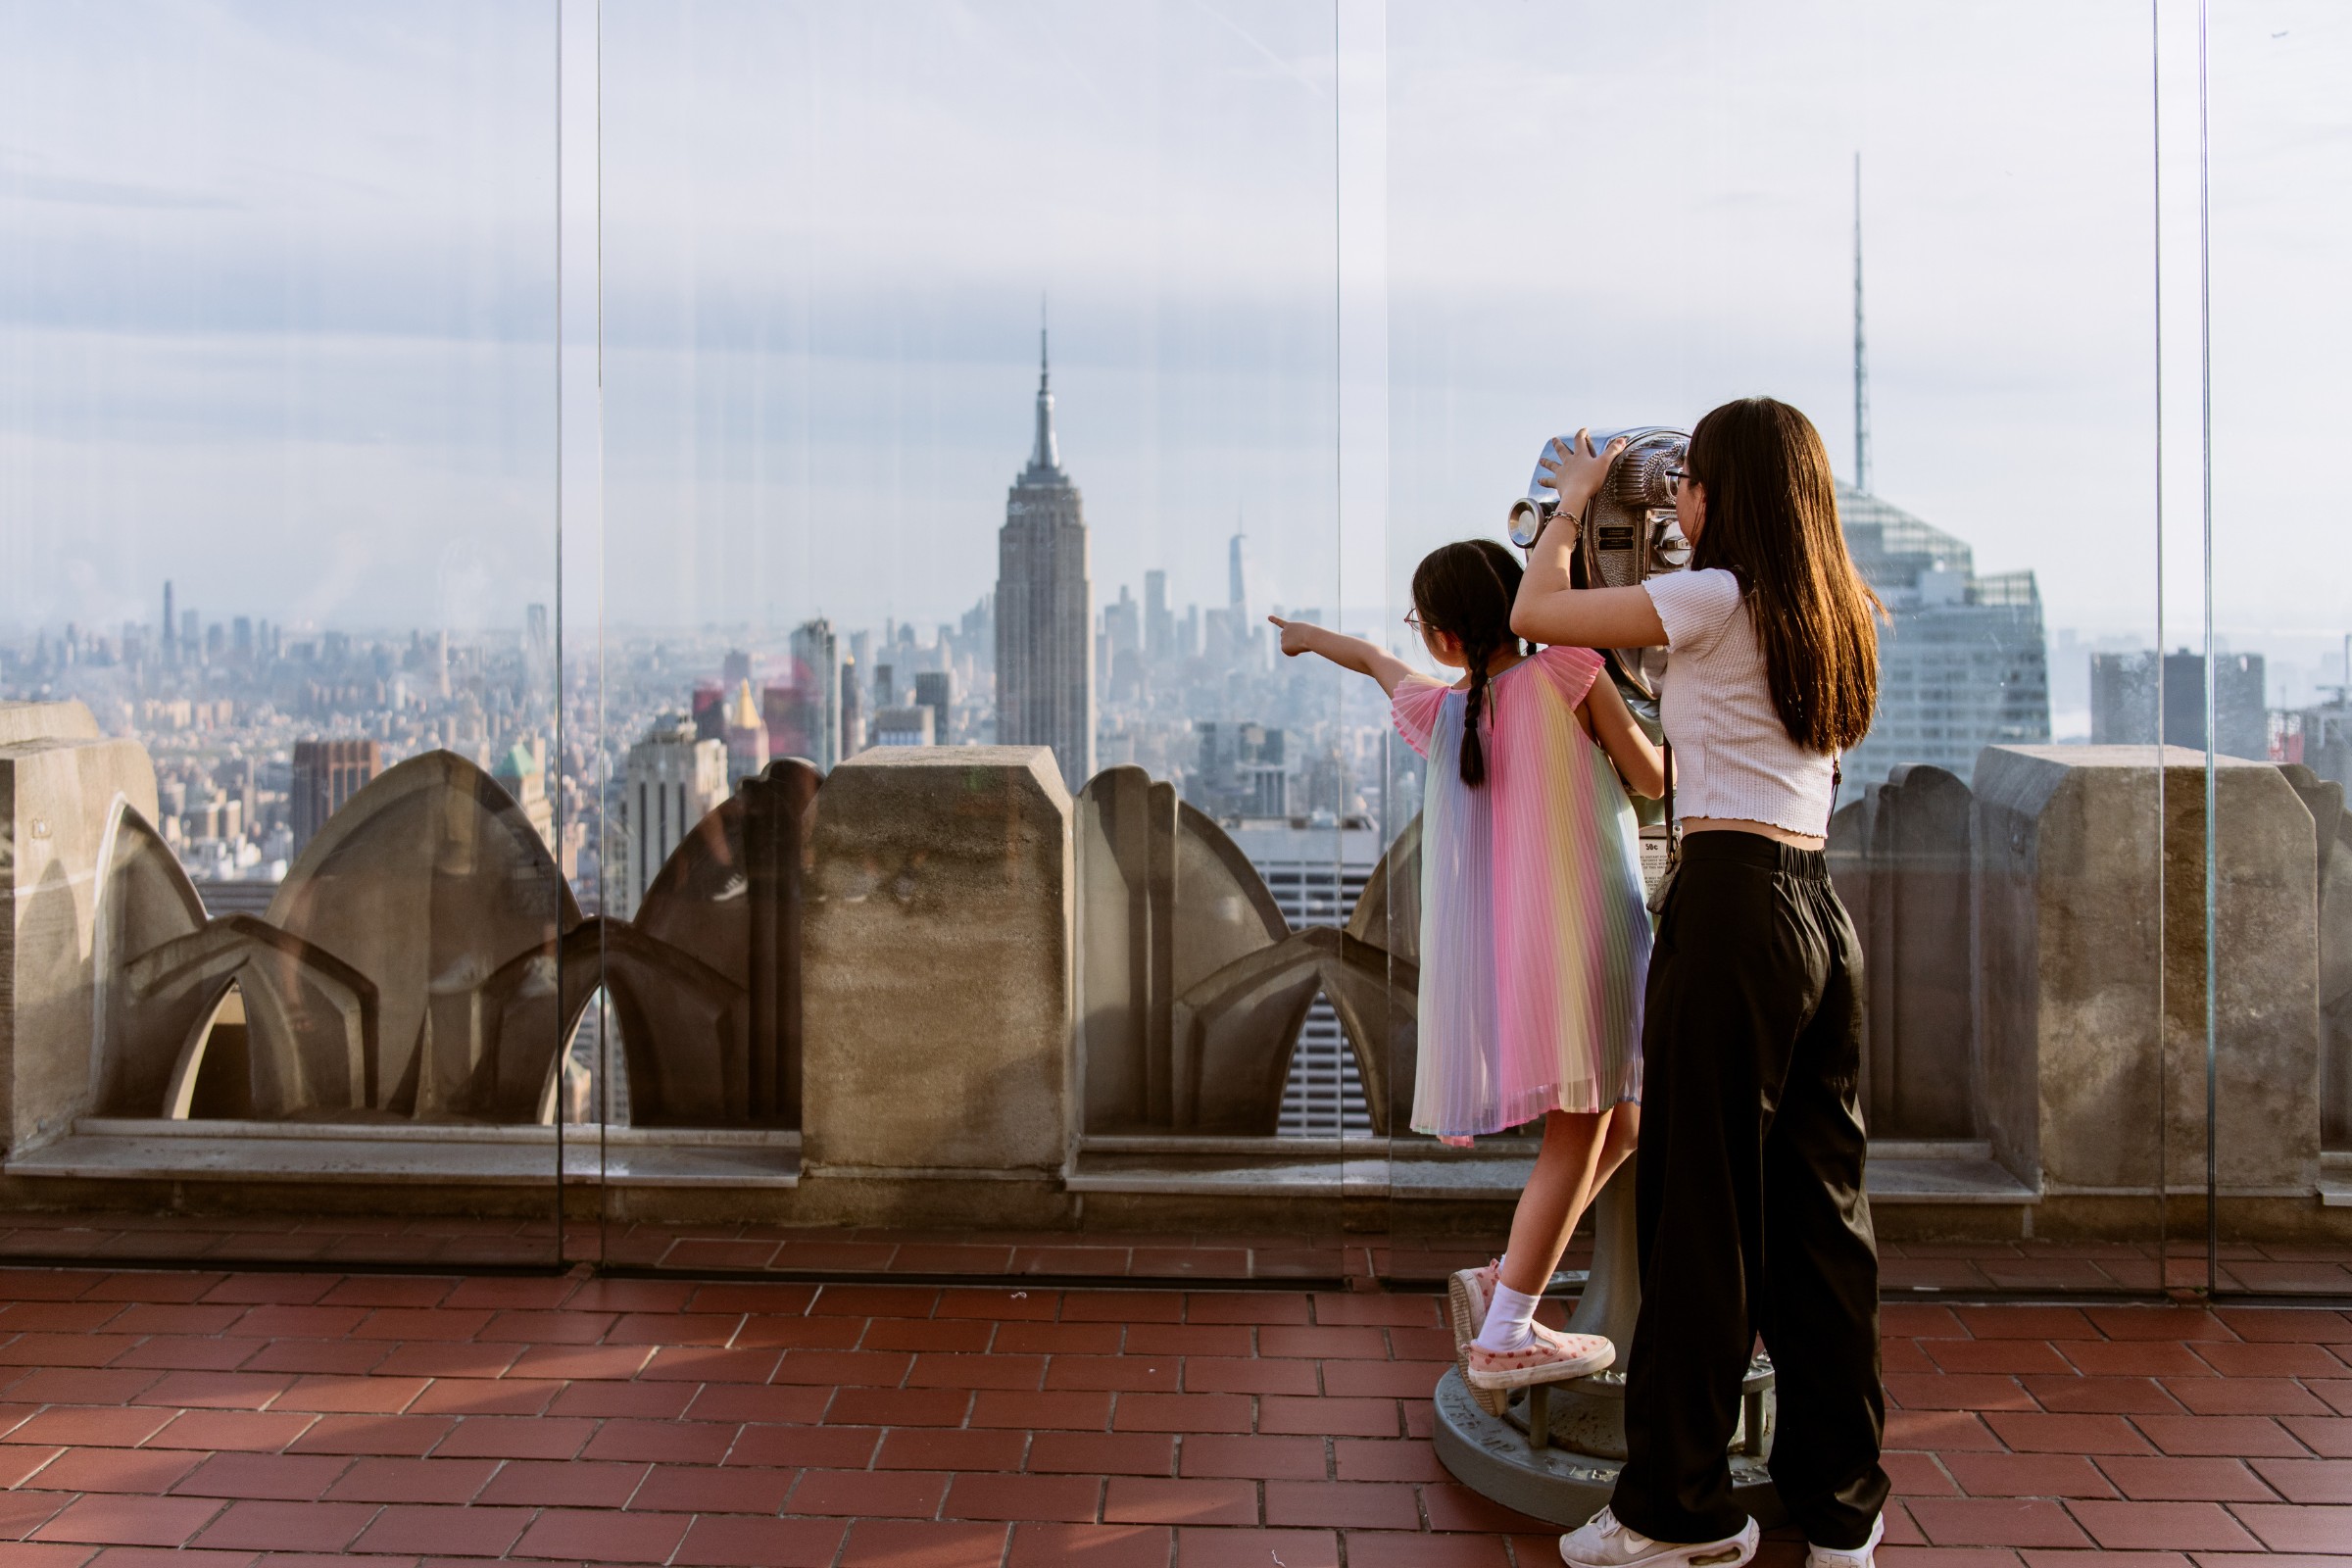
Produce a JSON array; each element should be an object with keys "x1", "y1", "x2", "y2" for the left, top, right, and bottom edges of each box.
[{"x1": 1642, "y1": 567, "x2": 1838, "y2": 837}]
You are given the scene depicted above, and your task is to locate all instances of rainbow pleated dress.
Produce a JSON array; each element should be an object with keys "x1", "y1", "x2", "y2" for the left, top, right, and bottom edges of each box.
[{"x1": 1391, "y1": 645, "x2": 1651, "y2": 1138}]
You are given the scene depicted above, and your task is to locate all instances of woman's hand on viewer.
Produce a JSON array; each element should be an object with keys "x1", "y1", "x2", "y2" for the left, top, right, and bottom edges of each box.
[
  {"x1": 1511, "y1": 428, "x2": 1670, "y2": 651},
  {"x1": 1536, "y1": 427, "x2": 1628, "y2": 516}
]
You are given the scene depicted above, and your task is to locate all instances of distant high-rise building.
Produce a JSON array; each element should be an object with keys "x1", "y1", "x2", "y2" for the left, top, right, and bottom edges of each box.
[
  {"x1": 1224, "y1": 819, "x2": 1382, "y2": 1138},
  {"x1": 1144, "y1": 569, "x2": 1173, "y2": 660},
  {"x1": 2163, "y1": 650, "x2": 2267, "y2": 759},
  {"x1": 995, "y1": 329, "x2": 1095, "y2": 789},
  {"x1": 1190, "y1": 721, "x2": 1289, "y2": 820},
  {"x1": 2286, "y1": 688, "x2": 2352, "y2": 793},
  {"x1": 161, "y1": 581, "x2": 175, "y2": 666},
  {"x1": 620, "y1": 715, "x2": 727, "y2": 915},
  {"x1": 289, "y1": 739, "x2": 381, "y2": 858},
  {"x1": 2090, "y1": 651, "x2": 2159, "y2": 744},
  {"x1": 721, "y1": 680, "x2": 770, "y2": 789},
  {"x1": 960, "y1": 594, "x2": 995, "y2": 669},
  {"x1": 181, "y1": 609, "x2": 200, "y2": 662},
  {"x1": 691, "y1": 680, "x2": 725, "y2": 743},
  {"x1": 1102, "y1": 585, "x2": 1143, "y2": 705},
  {"x1": 1228, "y1": 532, "x2": 1249, "y2": 618},
  {"x1": 1838, "y1": 484, "x2": 2051, "y2": 790},
  {"x1": 840, "y1": 657, "x2": 867, "y2": 758},
  {"x1": 2088, "y1": 648, "x2": 2268, "y2": 760},
  {"x1": 787, "y1": 618, "x2": 841, "y2": 770},
  {"x1": 761, "y1": 681, "x2": 804, "y2": 762},
  {"x1": 871, "y1": 706, "x2": 937, "y2": 747},
  {"x1": 722, "y1": 649, "x2": 753, "y2": 692},
  {"x1": 913, "y1": 669, "x2": 954, "y2": 746},
  {"x1": 492, "y1": 736, "x2": 556, "y2": 851}
]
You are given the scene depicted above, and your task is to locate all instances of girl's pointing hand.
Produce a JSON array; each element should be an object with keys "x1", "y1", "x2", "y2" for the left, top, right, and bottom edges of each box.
[{"x1": 1268, "y1": 614, "x2": 1319, "y2": 659}]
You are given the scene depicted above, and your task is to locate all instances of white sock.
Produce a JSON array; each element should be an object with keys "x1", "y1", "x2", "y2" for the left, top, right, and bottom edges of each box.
[{"x1": 1474, "y1": 1279, "x2": 1540, "y2": 1353}]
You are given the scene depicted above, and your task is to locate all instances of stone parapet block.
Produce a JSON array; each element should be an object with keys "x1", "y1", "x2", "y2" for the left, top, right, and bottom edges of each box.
[
  {"x1": 1973, "y1": 744, "x2": 2319, "y2": 1200},
  {"x1": 802, "y1": 746, "x2": 1074, "y2": 1178}
]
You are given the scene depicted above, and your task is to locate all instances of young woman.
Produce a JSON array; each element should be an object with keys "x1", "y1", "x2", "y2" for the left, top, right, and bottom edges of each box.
[
  {"x1": 1270, "y1": 539, "x2": 1662, "y2": 1403},
  {"x1": 1521, "y1": 401, "x2": 1890, "y2": 1568}
]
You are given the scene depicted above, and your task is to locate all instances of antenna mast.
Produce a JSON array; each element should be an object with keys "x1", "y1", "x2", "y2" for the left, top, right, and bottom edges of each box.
[{"x1": 1853, "y1": 152, "x2": 1872, "y2": 494}]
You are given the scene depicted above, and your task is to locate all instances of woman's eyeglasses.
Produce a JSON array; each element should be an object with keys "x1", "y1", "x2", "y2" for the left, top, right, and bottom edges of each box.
[
  {"x1": 1402, "y1": 611, "x2": 1427, "y2": 630},
  {"x1": 1666, "y1": 466, "x2": 1690, "y2": 491}
]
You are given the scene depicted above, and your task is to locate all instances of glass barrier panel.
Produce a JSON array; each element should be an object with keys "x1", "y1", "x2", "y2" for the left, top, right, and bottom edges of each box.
[
  {"x1": 1386, "y1": 0, "x2": 2169, "y2": 1333},
  {"x1": 0, "y1": 4, "x2": 564, "y2": 1266},
  {"x1": 2204, "y1": 5, "x2": 2352, "y2": 1295},
  {"x1": 590, "y1": 0, "x2": 1353, "y2": 1278}
]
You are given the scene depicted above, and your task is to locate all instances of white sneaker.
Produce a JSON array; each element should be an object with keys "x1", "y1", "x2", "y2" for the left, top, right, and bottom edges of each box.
[
  {"x1": 1464, "y1": 1322, "x2": 1615, "y2": 1391},
  {"x1": 1559, "y1": 1507, "x2": 1760, "y2": 1568},
  {"x1": 1807, "y1": 1513, "x2": 1884, "y2": 1568}
]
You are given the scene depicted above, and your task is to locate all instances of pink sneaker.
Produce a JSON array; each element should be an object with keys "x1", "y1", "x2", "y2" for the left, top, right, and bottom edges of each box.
[
  {"x1": 1447, "y1": 1260, "x2": 1505, "y2": 1414},
  {"x1": 1464, "y1": 1321, "x2": 1615, "y2": 1394}
]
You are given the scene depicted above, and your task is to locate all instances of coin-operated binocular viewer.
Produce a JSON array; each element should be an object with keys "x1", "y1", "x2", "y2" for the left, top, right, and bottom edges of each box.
[
  {"x1": 1431, "y1": 426, "x2": 1782, "y2": 1529},
  {"x1": 1506, "y1": 426, "x2": 1690, "y2": 704}
]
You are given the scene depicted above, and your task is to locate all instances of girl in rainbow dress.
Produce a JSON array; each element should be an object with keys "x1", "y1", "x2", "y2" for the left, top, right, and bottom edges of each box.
[{"x1": 1270, "y1": 537, "x2": 1663, "y2": 1403}]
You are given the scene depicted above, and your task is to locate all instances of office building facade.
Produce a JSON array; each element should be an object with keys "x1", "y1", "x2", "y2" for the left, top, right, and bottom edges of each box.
[
  {"x1": 289, "y1": 739, "x2": 381, "y2": 858},
  {"x1": 1224, "y1": 821, "x2": 1382, "y2": 1139},
  {"x1": 620, "y1": 715, "x2": 728, "y2": 916},
  {"x1": 1838, "y1": 483, "x2": 2051, "y2": 791}
]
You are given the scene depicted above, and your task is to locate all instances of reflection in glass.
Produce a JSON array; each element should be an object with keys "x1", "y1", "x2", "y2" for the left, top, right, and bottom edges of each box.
[{"x1": 0, "y1": 3, "x2": 564, "y2": 1261}]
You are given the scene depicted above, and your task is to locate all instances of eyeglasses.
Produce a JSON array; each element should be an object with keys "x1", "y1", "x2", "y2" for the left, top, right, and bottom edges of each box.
[
  {"x1": 1402, "y1": 611, "x2": 1427, "y2": 630},
  {"x1": 1665, "y1": 466, "x2": 1690, "y2": 490}
]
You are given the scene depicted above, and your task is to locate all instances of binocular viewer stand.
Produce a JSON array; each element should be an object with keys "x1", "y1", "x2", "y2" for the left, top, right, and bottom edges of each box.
[{"x1": 1431, "y1": 1170, "x2": 1786, "y2": 1530}]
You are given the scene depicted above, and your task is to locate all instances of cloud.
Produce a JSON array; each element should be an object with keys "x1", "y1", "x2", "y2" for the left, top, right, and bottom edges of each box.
[{"x1": 0, "y1": 0, "x2": 2345, "y2": 647}]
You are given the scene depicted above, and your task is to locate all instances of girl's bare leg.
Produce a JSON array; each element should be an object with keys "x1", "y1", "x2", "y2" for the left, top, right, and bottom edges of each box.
[
  {"x1": 1497, "y1": 1105, "x2": 1621, "y2": 1297},
  {"x1": 1594, "y1": 1101, "x2": 1641, "y2": 1188}
]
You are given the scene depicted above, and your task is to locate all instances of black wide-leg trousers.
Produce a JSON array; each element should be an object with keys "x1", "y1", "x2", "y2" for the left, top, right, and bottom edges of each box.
[{"x1": 1610, "y1": 832, "x2": 1888, "y2": 1549}]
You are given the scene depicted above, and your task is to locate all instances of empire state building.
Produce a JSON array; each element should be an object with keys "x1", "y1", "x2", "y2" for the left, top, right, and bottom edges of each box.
[{"x1": 994, "y1": 332, "x2": 1095, "y2": 788}]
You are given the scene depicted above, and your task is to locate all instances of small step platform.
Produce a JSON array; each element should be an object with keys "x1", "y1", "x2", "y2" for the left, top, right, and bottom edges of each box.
[{"x1": 1431, "y1": 1365, "x2": 1785, "y2": 1531}]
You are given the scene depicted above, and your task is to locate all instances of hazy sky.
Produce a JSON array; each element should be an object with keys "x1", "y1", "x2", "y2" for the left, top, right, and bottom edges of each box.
[{"x1": 1, "y1": 0, "x2": 2343, "y2": 657}]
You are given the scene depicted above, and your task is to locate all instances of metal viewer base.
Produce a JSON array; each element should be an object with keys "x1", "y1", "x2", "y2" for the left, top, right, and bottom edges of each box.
[{"x1": 1431, "y1": 1367, "x2": 1785, "y2": 1531}]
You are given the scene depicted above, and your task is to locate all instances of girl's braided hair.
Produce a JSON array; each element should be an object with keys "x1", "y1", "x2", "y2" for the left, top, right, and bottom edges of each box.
[{"x1": 1410, "y1": 539, "x2": 1525, "y2": 787}]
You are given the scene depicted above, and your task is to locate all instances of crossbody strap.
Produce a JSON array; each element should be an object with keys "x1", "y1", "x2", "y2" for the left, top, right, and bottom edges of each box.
[{"x1": 1663, "y1": 738, "x2": 1678, "y2": 864}]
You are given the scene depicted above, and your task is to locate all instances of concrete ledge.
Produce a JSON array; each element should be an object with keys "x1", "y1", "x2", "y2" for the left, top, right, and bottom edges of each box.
[
  {"x1": 1074, "y1": 1136, "x2": 2046, "y2": 1206},
  {"x1": 1070, "y1": 1135, "x2": 1542, "y2": 1201},
  {"x1": 1867, "y1": 1141, "x2": 2041, "y2": 1205},
  {"x1": 4, "y1": 1119, "x2": 801, "y2": 1189},
  {"x1": 2323, "y1": 1152, "x2": 2352, "y2": 1208}
]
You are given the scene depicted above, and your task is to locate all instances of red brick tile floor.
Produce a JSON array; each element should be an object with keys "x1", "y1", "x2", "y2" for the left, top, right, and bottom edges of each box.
[
  {"x1": 0, "y1": 1269, "x2": 2344, "y2": 1566},
  {"x1": 2, "y1": 1214, "x2": 2346, "y2": 1296}
]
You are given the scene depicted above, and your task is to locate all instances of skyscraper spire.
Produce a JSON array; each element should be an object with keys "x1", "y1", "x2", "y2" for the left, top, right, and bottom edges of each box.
[
  {"x1": 1853, "y1": 152, "x2": 1873, "y2": 495},
  {"x1": 1028, "y1": 306, "x2": 1062, "y2": 479},
  {"x1": 1000, "y1": 308, "x2": 1094, "y2": 788}
]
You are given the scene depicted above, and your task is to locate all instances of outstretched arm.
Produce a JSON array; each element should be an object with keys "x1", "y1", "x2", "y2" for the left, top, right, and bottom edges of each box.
[
  {"x1": 1510, "y1": 430, "x2": 1670, "y2": 651},
  {"x1": 1578, "y1": 671, "x2": 1667, "y2": 800},
  {"x1": 1269, "y1": 615, "x2": 1418, "y2": 697}
]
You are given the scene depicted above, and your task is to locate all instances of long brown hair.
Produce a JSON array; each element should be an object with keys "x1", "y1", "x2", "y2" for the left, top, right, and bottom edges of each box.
[
  {"x1": 1685, "y1": 397, "x2": 1884, "y2": 754},
  {"x1": 1410, "y1": 539, "x2": 1523, "y2": 787}
]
